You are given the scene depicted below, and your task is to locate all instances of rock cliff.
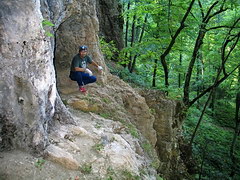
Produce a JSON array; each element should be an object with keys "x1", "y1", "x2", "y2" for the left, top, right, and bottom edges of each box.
[
  {"x1": 96, "y1": 0, "x2": 124, "y2": 51},
  {"x1": 0, "y1": 0, "x2": 185, "y2": 179},
  {"x1": 0, "y1": 0, "x2": 57, "y2": 151}
]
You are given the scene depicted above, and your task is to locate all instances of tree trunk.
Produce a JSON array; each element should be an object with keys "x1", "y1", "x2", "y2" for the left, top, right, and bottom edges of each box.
[
  {"x1": 123, "y1": 2, "x2": 131, "y2": 68},
  {"x1": 129, "y1": 14, "x2": 148, "y2": 73},
  {"x1": 188, "y1": 18, "x2": 240, "y2": 107},
  {"x1": 128, "y1": 14, "x2": 137, "y2": 70},
  {"x1": 178, "y1": 53, "x2": 182, "y2": 88},
  {"x1": 125, "y1": 2, "x2": 130, "y2": 48},
  {"x1": 159, "y1": 0, "x2": 196, "y2": 89},
  {"x1": 183, "y1": 1, "x2": 227, "y2": 106},
  {"x1": 183, "y1": 27, "x2": 206, "y2": 106},
  {"x1": 196, "y1": 50, "x2": 203, "y2": 108},
  {"x1": 152, "y1": 59, "x2": 158, "y2": 87},
  {"x1": 190, "y1": 90, "x2": 213, "y2": 146},
  {"x1": 189, "y1": 17, "x2": 240, "y2": 144}
]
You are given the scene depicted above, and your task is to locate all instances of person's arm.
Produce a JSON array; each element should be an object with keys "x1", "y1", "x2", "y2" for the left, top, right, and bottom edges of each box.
[
  {"x1": 91, "y1": 61, "x2": 99, "y2": 68},
  {"x1": 86, "y1": 56, "x2": 103, "y2": 71},
  {"x1": 91, "y1": 61, "x2": 103, "y2": 71},
  {"x1": 74, "y1": 67, "x2": 86, "y2": 72}
]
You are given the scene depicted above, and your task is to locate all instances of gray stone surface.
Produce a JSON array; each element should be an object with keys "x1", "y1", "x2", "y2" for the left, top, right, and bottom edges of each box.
[{"x1": 0, "y1": 0, "x2": 56, "y2": 151}]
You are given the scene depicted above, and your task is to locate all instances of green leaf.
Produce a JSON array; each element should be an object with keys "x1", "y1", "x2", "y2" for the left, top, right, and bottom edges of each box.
[
  {"x1": 42, "y1": 19, "x2": 54, "y2": 27},
  {"x1": 45, "y1": 31, "x2": 54, "y2": 37}
]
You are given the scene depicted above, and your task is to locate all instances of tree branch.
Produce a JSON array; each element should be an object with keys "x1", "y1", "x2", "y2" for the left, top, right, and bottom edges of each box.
[
  {"x1": 189, "y1": 17, "x2": 240, "y2": 107},
  {"x1": 203, "y1": 1, "x2": 219, "y2": 22},
  {"x1": 198, "y1": 0, "x2": 204, "y2": 18},
  {"x1": 161, "y1": 0, "x2": 196, "y2": 56},
  {"x1": 224, "y1": 32, "x2": 240, "y2": 63},
  {"x1": 221, "y1": 17, "x2": 240, "y2": 75},
  {"x1": 189, "y1": 63, "x2": 240, "y2": 107},
  {"x1": 206, "y1": 25, "x2": 240, "y2": 31},
  {"x1": 205, "y1": 7, "x2": 228, "y2": 23},
  {"x1": 160, "y1": 0, "x2": 196, "y2": 88}
]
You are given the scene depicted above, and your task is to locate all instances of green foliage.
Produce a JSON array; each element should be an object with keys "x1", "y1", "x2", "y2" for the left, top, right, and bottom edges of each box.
[
  {"x1": 211, "y1": 99, "x2": 236, "y2": 128},
  {"x1": 126, "y1": 123, "x2": 139, "y2": 138},
  {"x1": 62, "y1": 99, "x2": 68, "y2": 105},
  {"x1": 99, "y1": 112, "x2": 112, "y2": 119},
  {"x1": 80, "y1": 163, "x2": 92, "y2": 174},
  {"x1": 45, "y1": 31, "x2": 54, "y2": 37},
  {"x1": 93, "y1": 143, "x2": 104, "y2": 151},
  {"x1": 105, "y1": 167, "x2": 117, "y2": 180},
  {"x1": 150, "y1": 160, "x2": 160, "y2": 169},
  {"x1": 42, "y1": 19, "x2": 54, "y2": 27},
  {"x1": 102, "y1": 97, "x2": 111, "y2": 104},
  {"x1": 184, "y1": 104, "x2": 240, "y2": 179},
  {"x1": 41, "y1": 19, "x2": 54, "y2": 37},
  {"x1": 156, "y1": 174, "x2": 164, "y2": 180},
  {"x1": 119, "y1": 0, "x2": 240, "y2": 99},
  {"x1": 142, "y1": 141, "x2": 160, "y2": 169},
  {"x1": 92, "y1": 143, "x2": 104, "y2": 152},
  {"x1": 94, "y1": 122, "x2": 102, "y2": 129},
  {"x1": 108, "y1": 66, "x2": 151, "y2": 88},
  {"x1": 35, "y1": 158, "x2": 46, "y2": 169},
  {"x1": 142, "y1": 142, "x2": 152, "y2": 155},
  {"x1": 117, "y1": 1, "x2": 240, "y2": 178},
  {"x1": 99, "y1": 37, "x2": 119, "y2": 60},
  {"x1": 121, "y1": 170, "x2": 140, "y2": 180}
]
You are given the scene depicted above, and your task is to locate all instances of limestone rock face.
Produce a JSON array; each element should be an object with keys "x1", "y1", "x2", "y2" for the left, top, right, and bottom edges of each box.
[
  {"x1": 0, "y1": 0, "x2": 56, "y2": 151},
  {"x1": 44, "y1": 0, "x2": 108, "y2": 88},
  {"x1": 139, "y1": 90, "x2": 186, "y2": 179}
]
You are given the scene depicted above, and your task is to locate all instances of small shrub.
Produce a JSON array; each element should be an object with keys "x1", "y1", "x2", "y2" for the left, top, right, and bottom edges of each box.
[
  {"x1": 99, "y1": 112, "x2": 111, "y2": 119},
  {"x1": 99, "y1": 37, "x2": 119, "y2": 60},
  {"x1": 80, "y1": 163, "x2": 92, "y2": 174},
  {"x1": 126, "y1": 123, "x2": 139, "y2": 138},
  {"x1": 106, "y1": 166, "x2": 116, "y2": 179},
  {"x1": 102, "y1": 97, "x2": 111, "y2": 104},
  {"x1": 92, "y1": 143, "x2": 104, "y2": 152},
  {"x1": 121, "y1": 170, "x2": 140, "y2": 180},
  {"x1": 35, "y1": 158, "x2": 46, "y2": 169},
  {"x1": 94, "y1": 122, "x2": 102, "y2": 129}
]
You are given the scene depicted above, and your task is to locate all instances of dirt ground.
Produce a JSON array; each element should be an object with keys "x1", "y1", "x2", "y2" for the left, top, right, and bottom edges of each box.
[{"x1": 0, "y1": 150, "x2": 83, "y2": 180}]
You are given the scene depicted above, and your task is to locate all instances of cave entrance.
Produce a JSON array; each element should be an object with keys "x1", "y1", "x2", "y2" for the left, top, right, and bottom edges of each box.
[{"x1": 53, "y1": 18, "x2": 81, "y2": 94}]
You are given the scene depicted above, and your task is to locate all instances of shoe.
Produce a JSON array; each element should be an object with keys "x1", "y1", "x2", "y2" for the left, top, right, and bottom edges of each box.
[{"x1": 79, "y1": 86, "x2": 87, "y2": 93}]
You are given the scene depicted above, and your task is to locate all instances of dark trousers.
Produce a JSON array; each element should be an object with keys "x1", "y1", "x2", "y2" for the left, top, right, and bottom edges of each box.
[{"x1": 69, "y1": 71, "x2": 97, "y2": 87}]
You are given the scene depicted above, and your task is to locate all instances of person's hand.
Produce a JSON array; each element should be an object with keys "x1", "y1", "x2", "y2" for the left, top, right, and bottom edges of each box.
[
  {"x1": 98, "y1": 66, "x2": 103, "y2": 71},
  {"x1": 85, "y1": 68, "x2": 93, "y2": 76}
]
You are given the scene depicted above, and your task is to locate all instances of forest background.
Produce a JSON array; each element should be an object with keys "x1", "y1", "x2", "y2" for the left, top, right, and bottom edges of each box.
[{"x1": 100, "y1": 0, "x2": 240, "y2": 179}]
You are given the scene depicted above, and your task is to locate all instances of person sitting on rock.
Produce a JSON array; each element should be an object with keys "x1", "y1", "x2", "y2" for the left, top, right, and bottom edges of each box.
[{"x1": 69, "y1": 45, "x2": 103, "y2": 92}]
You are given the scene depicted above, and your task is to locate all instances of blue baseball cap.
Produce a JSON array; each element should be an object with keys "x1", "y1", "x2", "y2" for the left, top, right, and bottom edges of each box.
[{"x1": 79, "y1": 45, "x2": 88, "y2": 51}]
